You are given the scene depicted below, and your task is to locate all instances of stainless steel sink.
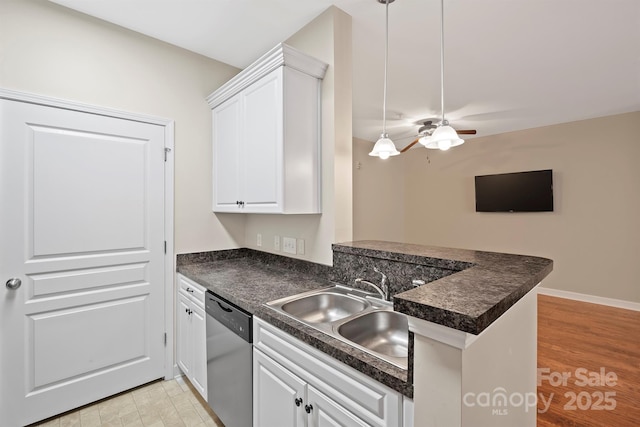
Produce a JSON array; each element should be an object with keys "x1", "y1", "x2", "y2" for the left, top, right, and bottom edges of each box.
[
  {"x1": 336, "y1": 311, "x2": 408, "y2": 359},
  {"x1": 280, "y1": 292, "x2": 368, "y2": 323},
  {"x1": 266, "y1": 286, "x2": 408, "y2": 369}
]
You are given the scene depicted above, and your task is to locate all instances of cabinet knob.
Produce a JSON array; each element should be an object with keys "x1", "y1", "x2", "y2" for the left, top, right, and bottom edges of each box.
[
  {"x1": 294, "y1": 397, "x2": 303, "y2": 407},
  {"x1": 304, "y1": 404, "x2": 313, "y2": 414}
]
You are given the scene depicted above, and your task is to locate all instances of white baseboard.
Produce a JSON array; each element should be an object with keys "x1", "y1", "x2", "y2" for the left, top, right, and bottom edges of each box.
[{"x1": 538, "y1": 287, "x2": 640, "y2": 312}]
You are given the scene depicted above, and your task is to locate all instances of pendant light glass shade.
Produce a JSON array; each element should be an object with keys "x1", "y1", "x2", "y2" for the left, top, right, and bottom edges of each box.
[
  {"x1": 418, "y1": 134, "x2": 432, "y2": 148},
  {"x1": 424, "y1": 0, "x2": 464, "y2": 152},
  {"x1": 369, "y1": 0, "x2": 399, "y2": 159},
  {"x1": 426, "y1": 125, "x2": 464, "y2": 151},
  {"x1": 370, "y1": 133, "x2": 400, "y2": 159}
]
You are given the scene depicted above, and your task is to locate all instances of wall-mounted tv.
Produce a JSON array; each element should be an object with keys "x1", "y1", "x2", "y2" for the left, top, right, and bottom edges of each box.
[{"x1": 475, "y1": 169, "x2": 553, "y2": 212}]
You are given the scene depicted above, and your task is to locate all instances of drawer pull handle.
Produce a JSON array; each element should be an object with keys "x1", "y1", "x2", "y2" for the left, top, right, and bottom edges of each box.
[
  {"x1": 295, "y1": 397, "x2": 303, "y2": 407},
  {"x1": 186, "y1": 287, "x2": 194, "y2": 293}
]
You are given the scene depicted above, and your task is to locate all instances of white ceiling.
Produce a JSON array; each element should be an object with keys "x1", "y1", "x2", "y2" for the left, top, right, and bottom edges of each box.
[{"x1": 50, "y1": 0, "x2": 640, "y2": 150}]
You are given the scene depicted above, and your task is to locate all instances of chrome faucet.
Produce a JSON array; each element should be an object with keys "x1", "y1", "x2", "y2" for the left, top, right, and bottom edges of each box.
[{"x1": 354, "y1": 267, "x2": 390, "y2": 301}]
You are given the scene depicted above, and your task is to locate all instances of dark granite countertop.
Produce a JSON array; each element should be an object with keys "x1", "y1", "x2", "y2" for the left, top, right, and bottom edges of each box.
[
  {"x1": 176, "y1": 241, "x2": 552, "y2": 399},
  {"x1": 333, "y1": 241, "x2": 553, "y2": 335},
  {"x1": 176, "y1": 256, "x2": 329, "y2": 314},
  {"x1": 176, "y1": 249, "x2": 412, "y2": 397}
]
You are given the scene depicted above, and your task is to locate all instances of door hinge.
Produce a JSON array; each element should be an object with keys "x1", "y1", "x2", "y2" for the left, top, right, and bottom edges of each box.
[
  {"x1": 164, "y1": 241, "x2": 167, "y2": 254},
  {"x1": 164, "y1": 147, "x2": 171, "y2": 161},
  {"x1": 164, "y1": 332, "x2": 167, "y2": 346}
]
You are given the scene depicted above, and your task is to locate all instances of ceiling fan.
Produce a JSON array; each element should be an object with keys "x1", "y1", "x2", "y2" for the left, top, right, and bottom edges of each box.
[{"x1": 398, "y1": 118, "x2": 476, "y2": 153}]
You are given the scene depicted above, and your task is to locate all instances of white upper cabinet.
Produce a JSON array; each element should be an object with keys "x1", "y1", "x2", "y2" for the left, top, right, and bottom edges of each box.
[{"x1": 208, "y1": 43, "x2": 327, "y2": 214}]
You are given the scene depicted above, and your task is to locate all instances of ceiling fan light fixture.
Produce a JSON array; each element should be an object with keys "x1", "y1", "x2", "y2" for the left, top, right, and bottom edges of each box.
[
  {"x1": 369, "y1": 133, "x2": 400, "y2": 159},
  {"x1": 428, "y1": 125, "x2": 464, "y2": 151}
]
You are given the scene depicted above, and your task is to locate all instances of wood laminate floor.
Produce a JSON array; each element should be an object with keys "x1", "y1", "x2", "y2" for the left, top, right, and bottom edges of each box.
[{"x1": 537, "y1": 294, "x2": 640, "y2": 426}]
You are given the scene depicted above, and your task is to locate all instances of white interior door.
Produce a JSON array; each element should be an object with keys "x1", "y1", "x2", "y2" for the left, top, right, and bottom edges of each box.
[{"x1": 0, "y1": 98, "x2": 166, "y2": 426}]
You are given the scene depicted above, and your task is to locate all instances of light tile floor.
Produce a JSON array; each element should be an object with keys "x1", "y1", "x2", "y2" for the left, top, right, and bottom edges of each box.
[{"x1": 30, "y1": 377, "x2": 225, "y2": 427}]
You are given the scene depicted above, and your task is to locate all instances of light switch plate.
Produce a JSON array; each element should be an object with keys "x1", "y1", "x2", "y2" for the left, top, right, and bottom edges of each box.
[
  {"x1": 274, "y1": 236, "x2": 280, "y2": 251},
  {"x1": 297, "y1": 239, "x2": 305, "y2": 255},
  {"x1": 282, "y1": 237, "x2": 296, "y2": 254},
  {"x1": 257, "y1": 233, "x2": 262, "y2": 247}
]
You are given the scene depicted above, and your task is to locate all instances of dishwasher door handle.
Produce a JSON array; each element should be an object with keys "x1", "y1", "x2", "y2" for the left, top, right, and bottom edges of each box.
[{"x1": 216, "y1": 301, "x2": 233, "y2": 313}]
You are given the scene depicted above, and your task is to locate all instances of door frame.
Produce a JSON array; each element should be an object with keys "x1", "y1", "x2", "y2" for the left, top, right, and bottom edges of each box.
[{"x1": 0, "y1": 88, "x2": 176, "y2": 381}]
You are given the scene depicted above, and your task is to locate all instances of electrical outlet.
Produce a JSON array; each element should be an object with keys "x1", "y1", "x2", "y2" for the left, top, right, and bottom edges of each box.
[
  {"x1": 274, "y1": 236, "x2": 280, "y2": 251},
  {"x1": 297, "y1": 239, "x2": 305, "y2": 255},
  {"x1": 282, "y1": 237, "x2": 296, "y2": 254},
  {"x1": 257, "y1": 233, "x2": 262, "y2": 247}
]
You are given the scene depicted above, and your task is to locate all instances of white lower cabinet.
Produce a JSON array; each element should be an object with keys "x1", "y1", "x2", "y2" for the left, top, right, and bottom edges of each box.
[
  {"x1": 254, "y1": 349, "x2": 306, "y2": 427},
  {"x1": 307, "y1": 386, "x2": 370, "y2": 427},
  {"x1": 253, "y1": 317, "x2": 404, "y2": 427},
  {"x1": 176, "y1": 274, "x2": 207, "y2": 400}
]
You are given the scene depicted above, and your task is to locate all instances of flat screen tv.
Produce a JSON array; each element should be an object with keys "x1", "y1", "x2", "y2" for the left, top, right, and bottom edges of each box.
[{"x1": 475, "y1": 169, "x2": 553, "y2": 212}]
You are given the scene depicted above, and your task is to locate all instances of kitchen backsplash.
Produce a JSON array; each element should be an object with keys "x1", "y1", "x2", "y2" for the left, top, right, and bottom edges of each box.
[{"x1": 331, "y1": 244, "x2": 473, "y2": 296}]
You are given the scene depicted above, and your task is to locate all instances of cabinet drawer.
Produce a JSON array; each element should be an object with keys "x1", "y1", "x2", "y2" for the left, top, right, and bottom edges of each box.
[
  {"x1": 177, "y1": 274, "x2": 205, "y2": 307},
  {"x1": 254, "y1": 317, "x2": 401, "y2": 427}
]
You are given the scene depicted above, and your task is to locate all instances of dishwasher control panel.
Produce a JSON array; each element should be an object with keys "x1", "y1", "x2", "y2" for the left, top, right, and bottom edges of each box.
[{"x1": 205, "y1": 291, "x2": 252, "y2": 343}]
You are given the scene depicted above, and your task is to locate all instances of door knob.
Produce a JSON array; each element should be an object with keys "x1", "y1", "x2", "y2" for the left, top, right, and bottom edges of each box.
[{"x1": 6, "y1": 278, "x2": 21, "y2": 290}]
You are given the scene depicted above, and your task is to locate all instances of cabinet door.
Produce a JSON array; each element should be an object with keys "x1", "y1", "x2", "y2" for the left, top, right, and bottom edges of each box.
[
  {"x1": 190, "y1": 303, "x2": 207, "y2": 400},
  {"x1": 254, "y1": 349, "x2": 306, "y2": 427},
  {"x1": 242, "y1": 68, "x2": 283, "y2": 212},
  {"x1": 176, "y1": 293, "x2": 191, "y2": 376},
  {"x1": 212, "y1": 94, "x2": 242, "y2": 211},
  {"x1": 308, "y1": 386, "x2": 370, "y2": 427}
]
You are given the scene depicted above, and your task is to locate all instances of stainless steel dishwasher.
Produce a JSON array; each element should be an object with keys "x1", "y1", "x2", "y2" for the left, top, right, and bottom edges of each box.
[{"x1": 205, "y1": 291, "x2": 252, "y2": 427}]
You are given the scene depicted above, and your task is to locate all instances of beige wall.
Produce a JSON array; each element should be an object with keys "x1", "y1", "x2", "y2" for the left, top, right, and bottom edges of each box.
[
  {"x1": 354, "y1": 112, "x2": 640, "y2": 302},
  {"x1": 352, "y1": 137, "x2": 405, "y2": 241},
  {"x1": 243, "y1": 6, "x2": 353, "y2": 265},
  {"x1": 0, "y1": 0, "x2": 244, "y2": 254}
]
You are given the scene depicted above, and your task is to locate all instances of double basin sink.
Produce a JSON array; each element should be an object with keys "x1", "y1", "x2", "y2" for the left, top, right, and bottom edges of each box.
[{"x1": 266, "y1": 285, "x2": 408, "y2": 369}]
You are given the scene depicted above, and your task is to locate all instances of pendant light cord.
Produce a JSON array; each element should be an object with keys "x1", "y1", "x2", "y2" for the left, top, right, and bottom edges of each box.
[
  {"x1": 382, "y1": 0, "x2": 390, "y2": 135},
  {"x1": 440, "y1": 0, "x2": 445, "y2": 124}
]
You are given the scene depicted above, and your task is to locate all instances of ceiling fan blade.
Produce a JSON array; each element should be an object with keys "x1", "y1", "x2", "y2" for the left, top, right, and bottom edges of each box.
[
  {"x1": 394, "y1": 133, "x2": 421, "y2": 141},
  {"x1": 456, "y1": 129, "x2": 477, "y2": 135},
  {"x1": 400, "y1": 138, "x2": 420, "y2": 153}
]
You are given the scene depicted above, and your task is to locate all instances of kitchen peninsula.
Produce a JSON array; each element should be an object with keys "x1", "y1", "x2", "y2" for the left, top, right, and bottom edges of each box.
[{"x1": 177, "y1": 240, "x2": 552, "y2": 427}]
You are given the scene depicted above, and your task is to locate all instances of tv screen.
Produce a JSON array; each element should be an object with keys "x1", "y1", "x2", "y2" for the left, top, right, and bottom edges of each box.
[{"x1": 475, "y1": 169, "x2": 553, "y2": 212}]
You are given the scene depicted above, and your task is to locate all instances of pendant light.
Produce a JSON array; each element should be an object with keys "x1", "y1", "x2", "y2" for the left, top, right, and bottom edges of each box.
[
  {"x1": 420, "y1": 0, "x2": 464, "y2": 151},
  {"x1": 369, "y1": 0, "x2": 400, "y2": 160}
]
